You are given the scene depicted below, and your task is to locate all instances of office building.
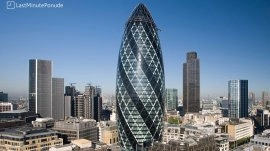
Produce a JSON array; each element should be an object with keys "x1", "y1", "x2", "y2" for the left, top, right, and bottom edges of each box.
[
  {"x1": 0, "y1": 91, "x2": 8, "y2": 102},
  {"x1": 53, "y1": 117, "x2": 98, "y2": 143},
  {"x1": 183, "y1": 52, "x2": 200, "y2": 113},
  {"x1": 249, "y1": 92, "x2": 255, "y2": 106},
  {"x1": 94, "y1": 94, "x2": 102, "y2": 122},
  {"x1": 248, "y1": 92, "x2": 254, "y2": 112},
  {"x1": 52, "y1": 77, "x2": 64, "y2": 120},
  {"x1": 228, "y1": 80, "x2": 248, "y2": 118},
  {"x1": 84, "y1": 85, "x2": 96, "y2": 119},
  {"x1": 165, "y1": 88, "x2": 178, "y2": 111},
  {"x1": 65, "y1": 85, "x2": 76, "y2": 117},
  {"x1": 32, "y1": 118, "x2": 55, "y2": 128},
  {"x1": 262, "y1": 91, "x2": 269, "y2": 107},
  {"x1": 256, "y1": 108, "x2": 270, "y2": 130},
  {"x1": 250, "y1": 129, "x2": 270, "y2": 150},
  {"x1": 225, "y1": 118, "x2": 253, "y2": 141},
  {"x1": 149, "y1": 135, "x2": 216, "y2": 151},
  {"x1": 0, "y1": 110, "x2": 37, "y2": 123},
  {"x1": 0, "y1": 102, "x2": 13, "y2": 112},
  {"x1": 95, "y1": 86, "x2": 102, "y2": 96},
  {"x1": 29, "y1": 59, "x2": 52, "y2": 118},
  {"x1": 220, "y1": 98, "x2": 229, "y2": 109},
  {"x1": 162, "y1": 124, "x2": 183, "y2": 143},
  {"x1": 64, "y1": 96, "x2": 71, "y2": 118},
  {"x1": 74, "y1": 94, "x2": 84, "y2": 118},
  {"x1": 0, "y1": 119, "x2": 26, "y2": 129},
  {"x1": 0, "y1": 127, "x2": 63, "y2": 151},
  {"x1": 116, "y1": 3, "x2": 165, "y2": 150}
]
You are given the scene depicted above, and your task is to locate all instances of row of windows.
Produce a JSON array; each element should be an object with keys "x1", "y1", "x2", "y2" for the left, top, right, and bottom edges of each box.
[{"x1": 251, "y1": 140, "x2": 270, "y2": 146}]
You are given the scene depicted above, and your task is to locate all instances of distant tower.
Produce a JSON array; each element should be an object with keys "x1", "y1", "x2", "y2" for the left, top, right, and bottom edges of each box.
[
  {"x1": 165, "y1": 88, "x2": 178, "y2": 111},
  {"x1": 95, "y1": 86, "x2": 102, "y2": 96},
  {"x1": 84, "y1": 85, "x2": 96, "y2": 119},
  {"x1": 249, "y1": 92, "x2": 255, "y2": 105},
  {"x1": 52, "y1": 78, "x2": 64, "y2": 120},
  {"x1": 183, "y1": 52, "x2": 200, "y2": 114},
  {"x1": 65, "y1": 85, "x2": 76, "y2": 117},
  {"x1": 228, "y1": 80, "x2": 248, "y2": 118},
  {"x1": 116, "y1": 3, "x2": 165, "y2": 150},
  {"x1": 262, "y1": 91, "x2": 269, "y2": 107},
  {"x1": 29, "y1": 59, "x2": 52, "y2": 117},
  {"x1": 64, "y1": 95, "x2": 71, "y2": 118},
  {"x1": 93, "y1": 94, "x2": 102, "y2": 122},
  {"x1": 248, "y1": 92, "x2": 255, "y2": 112},
  {"x1": 74, "y1": 94, "x2": 84, "y2": 118},
  {"x1": 0, "y1": 92, "x2": 8, "y2": 102}
]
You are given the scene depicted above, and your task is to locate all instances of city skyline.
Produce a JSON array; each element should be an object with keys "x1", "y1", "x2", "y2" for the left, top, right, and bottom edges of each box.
[{"x1": 1, "y1": 0, "x2": 270, "y2": 98}]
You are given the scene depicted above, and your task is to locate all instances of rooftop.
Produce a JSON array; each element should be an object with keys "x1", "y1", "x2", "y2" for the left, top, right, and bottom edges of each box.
[
  {"x1": 35, "y1": 117, "x2": 54, "y2": 122},
  {"x1": 72, "y1": 139, "x2": 92, "y2": 145},
  {"x1": 0, "y1": 110, "x2": 28, "y2": 113},
  {"x1": 0, "y1": 126, "x2": 58, "y2": 139}
]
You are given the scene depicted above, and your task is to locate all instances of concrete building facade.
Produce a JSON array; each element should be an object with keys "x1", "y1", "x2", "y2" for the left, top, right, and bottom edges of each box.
[
  {"x1": 52, "y1": 77, "x2": 64, "y2": 120},
  {"x1": 0, "y1": 127, "x2": 63, "y2": 151},
  {"x1": 100, "y1": 121, "x2": 119, "y2": 145},
  {"x1": 225, "y1": 118, "x2": 253, "y2": 141},
  {"x1": 52, "y1": 118, "x2": 98, "y2": 143},
  {"x1": 183, "y1": 52, "x2": 200, "y2": 114},
  {"x1": 0, "y1": 102, "x2": 13, "y2": 112}
]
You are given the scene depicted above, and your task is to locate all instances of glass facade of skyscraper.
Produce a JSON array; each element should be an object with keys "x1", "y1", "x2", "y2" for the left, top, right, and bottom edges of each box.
[
  {"x1": 29, "y1": 59, "x2": 52, "y2": 117},
  {"x1": 0, "y1": 92, "x2": 8, "y2": 102},
  {"x1": 116, "y1": 3, "x2": 165, "y2": 150},
  {"x1": 165, "y1": 88, "x2": 178, "y2": 111},
  {"x1": 228, "y1": 80, "x2": 248, "y2": 118}
]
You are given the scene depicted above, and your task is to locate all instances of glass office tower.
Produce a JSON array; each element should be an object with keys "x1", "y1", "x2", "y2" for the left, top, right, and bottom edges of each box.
[
  {"x1": 228, "y1": 80, "x2": 248, "y2": 118},
  {"x1": 116, "y1": 3, "x2": 165, "y2": 150},
  {"x1": 29, "y1": 59, "x2": 52, "y2": 117},
  {"x1": 166, "y1": 88, "x2": 178, "y2": 111}
]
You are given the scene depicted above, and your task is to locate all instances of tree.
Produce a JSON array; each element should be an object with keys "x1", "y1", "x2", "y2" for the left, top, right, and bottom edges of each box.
[{"x1": 168, "y1": 117, "x2": 179, "y2": 124}]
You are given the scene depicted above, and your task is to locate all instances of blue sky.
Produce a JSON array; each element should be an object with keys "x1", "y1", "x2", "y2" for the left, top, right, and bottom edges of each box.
[{"x1": 0, "y1": 0, "x2": 270, "y2": 98}]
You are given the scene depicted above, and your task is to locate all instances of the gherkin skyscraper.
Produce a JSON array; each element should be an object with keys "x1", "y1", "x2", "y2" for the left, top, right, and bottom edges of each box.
[{"x1": 116, "y1": 3, "x2": 165, "y2": 150}]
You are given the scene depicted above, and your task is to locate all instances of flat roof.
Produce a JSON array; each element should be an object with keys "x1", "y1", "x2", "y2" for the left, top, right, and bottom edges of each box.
[
  {"x1": 72, "y1": 139, "x2": 91, "y2": 145},
  {"x1": 0, "y1": 110, "x2": 28, "y2": 114},
  {"x1": 0, "y1": 126, "x2": 57, "y2": 139}
]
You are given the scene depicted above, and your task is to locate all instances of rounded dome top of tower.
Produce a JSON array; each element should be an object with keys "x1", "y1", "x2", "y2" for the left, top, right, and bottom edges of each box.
[{"x1": 127, "y1": 3, "x2": 156, "y2": 26}]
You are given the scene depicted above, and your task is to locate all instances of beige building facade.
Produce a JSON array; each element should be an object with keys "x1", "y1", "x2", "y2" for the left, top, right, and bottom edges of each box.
[
  {"x1": 0, "y1": 127, "x2": 63, "y2": 151},
  {"x1": 225, "y1": 118, "x2": 253, "y2": 141}
]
